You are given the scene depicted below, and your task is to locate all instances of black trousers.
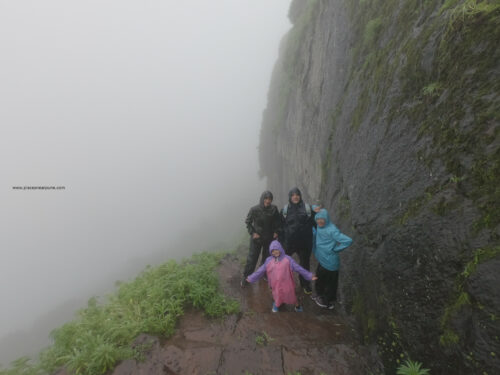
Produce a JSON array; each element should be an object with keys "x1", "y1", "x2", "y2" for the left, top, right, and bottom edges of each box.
[
  {"x1": 284, "y1": 239, "x2": 312, "y2": 289},
  {"x1": 243, "y1": 237, "x2": 272, "y2": 278},
  {"x1": 315, "y1": 264, "x2": 339, "y2": 302}
]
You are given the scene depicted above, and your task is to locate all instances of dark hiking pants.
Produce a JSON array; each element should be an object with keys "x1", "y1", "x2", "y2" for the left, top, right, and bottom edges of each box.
[
  {"x1": 315, "y1": 263, "x2": 339, "y2": 302},
  {"x1": 243, "y1": 237, "x2": 272, "y2": 278},
  {"x1": 285, "y1": 239, "x2": 312, "y2": 290}
]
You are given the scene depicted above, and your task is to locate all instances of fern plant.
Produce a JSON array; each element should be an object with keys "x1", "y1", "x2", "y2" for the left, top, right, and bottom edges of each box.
[{"x1": 396, "y1": 359, "x2": 430, "y2": 375}]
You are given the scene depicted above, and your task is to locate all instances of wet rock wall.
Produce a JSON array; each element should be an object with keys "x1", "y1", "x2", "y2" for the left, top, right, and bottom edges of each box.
[{"x1": 259, "y1": 0, "x2": 500, "y2": 373}]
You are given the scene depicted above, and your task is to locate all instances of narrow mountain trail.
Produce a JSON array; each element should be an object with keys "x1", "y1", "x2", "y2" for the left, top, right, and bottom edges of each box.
[{"x1": 111, "y1": 246, "x2": 381, "y2": 375}]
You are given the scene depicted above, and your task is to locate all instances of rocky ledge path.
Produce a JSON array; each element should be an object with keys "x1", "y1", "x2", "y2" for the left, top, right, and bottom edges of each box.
[{"x1": 111, "y1": 247, "x2": 380, "y2": 375}]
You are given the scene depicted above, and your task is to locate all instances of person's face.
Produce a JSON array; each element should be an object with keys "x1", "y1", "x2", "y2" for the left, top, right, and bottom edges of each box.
[
  {"x1": 263, "y1": 197, "x2": 272, "y2": 207},
  {"x1": 290, "y1": 193, "x2": 300, "y2": 204},
  {"x1": 316, "y1": 218, "x2": 326, "y2": 227},
  {"x1": 271, "y1": 249, "x2": 280, "y2": 258}
]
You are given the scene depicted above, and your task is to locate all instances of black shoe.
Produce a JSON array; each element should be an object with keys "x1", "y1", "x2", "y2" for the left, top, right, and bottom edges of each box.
[{"x1": 315, "y1": 296, "x2": 328, "y2": 308}]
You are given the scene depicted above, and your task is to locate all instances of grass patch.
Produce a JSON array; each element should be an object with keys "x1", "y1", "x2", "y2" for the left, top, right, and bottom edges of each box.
[
  {"x1": 0, "y1": 251, "x2": 239, "y2": 375},
  {"x1": 255, "y1": 331, "x2": 275, "y2": 346}
]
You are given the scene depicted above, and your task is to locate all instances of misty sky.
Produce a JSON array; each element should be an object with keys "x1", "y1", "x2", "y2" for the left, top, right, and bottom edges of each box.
[{"x1": 0, "y1": 0, "x2": 291, "y2": 348}]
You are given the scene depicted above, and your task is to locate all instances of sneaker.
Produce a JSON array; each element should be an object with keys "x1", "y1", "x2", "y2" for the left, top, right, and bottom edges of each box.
[
  {"x1": 271, "y1": 302, "x2": 279, "y2": 313},
  {"x1": 315, "y1": 296, "x2": 328, "y2": 308},
  {"x1": 294, "y1": 305, "x2": 303, "y2": 312},
  {"x1": 327, "y1": 302, "x2": 335, "y2": 310},
  {"x1": 303, "y1": 286, "x2": 312, "y2": 295}
]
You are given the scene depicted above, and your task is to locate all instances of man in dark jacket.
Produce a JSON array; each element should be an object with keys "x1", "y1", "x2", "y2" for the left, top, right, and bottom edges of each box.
[
  {"x1": 281, "y1": 187, "x2": 316, "y2": 294},
  {"x1": 241, "y1": 191, "x2": 281, "y2": 287}
]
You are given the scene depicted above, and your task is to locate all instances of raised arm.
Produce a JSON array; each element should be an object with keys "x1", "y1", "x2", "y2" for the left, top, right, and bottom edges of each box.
[
  {"x1": 247, "y1": 261, "x2": 268, "y2": 283},
  {"x1": 287, "y1": 256, "x2": 313, "y2": 281}
]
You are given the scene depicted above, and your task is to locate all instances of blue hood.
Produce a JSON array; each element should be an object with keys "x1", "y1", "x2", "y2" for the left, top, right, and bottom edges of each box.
[
  {"x1": 314, "y1": 208, "x2": 330, "y2": 225},
  {"x1": 313, "y1": 209, "x2": 352, "y2": 271}
]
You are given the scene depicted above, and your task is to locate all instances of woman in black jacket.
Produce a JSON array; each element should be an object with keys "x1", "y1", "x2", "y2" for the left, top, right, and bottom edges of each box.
[{"x1": 280, "y1": 187, "x2": 316, "y2": 294}]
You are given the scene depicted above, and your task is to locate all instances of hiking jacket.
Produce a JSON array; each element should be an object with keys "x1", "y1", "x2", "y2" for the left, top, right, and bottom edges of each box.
[
  {"x1": 312, "y1": 209, "x2": 353, "y2": 271},
  {"x1": 245, "y1": 191, "x2": 281, "y2": 240},
  {"x1": 281, "y1": 187, "x2": 315, "y2": 245},
  {"x1": 247, "y1": 240, "x2": 313, "y2": 306}
]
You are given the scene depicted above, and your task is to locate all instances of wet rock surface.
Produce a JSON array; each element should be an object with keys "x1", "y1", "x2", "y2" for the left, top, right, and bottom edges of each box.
[
  {"x1": 112, "y1": 251, "x2": 380, "y2": 375},
  {"x1": 259, "y1": 0, "x2": 500, "y2": 373}
]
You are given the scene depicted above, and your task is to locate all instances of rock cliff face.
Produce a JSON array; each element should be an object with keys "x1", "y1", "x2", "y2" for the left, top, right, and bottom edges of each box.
[{"x1": 259, "y1": 0, "x2": 500, "y2": 373}]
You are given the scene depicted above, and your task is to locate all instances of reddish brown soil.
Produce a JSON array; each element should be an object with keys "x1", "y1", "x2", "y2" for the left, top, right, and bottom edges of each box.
[{"x1": 111, "y1": 249, "x2": 380, "y2": 375}]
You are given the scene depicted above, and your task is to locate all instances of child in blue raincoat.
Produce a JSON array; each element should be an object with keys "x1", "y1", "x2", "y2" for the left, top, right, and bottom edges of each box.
[{"x1": 312, "y1": 208, "x2": 352, "y2": 309}]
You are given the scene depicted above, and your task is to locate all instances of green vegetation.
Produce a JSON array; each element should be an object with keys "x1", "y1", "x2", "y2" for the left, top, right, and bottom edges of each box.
[
  {"x1": 396, "y1": 183, "x2": 444, "y2": 224},
  {"x1": 440, "y1": 245, "x2": 500, "y2": 347},
  {"x1": 376, "y1": 316, "x2": 407, "y2": 372},
  {"x1": 440, "y1": 0, "x2": 462, "y2": 13},
  {"x1": 284, "y1": 0, "x2": 319, "y2": 69},
  {"x1": 421, "y1": 82, "x2": 442, "y2": 97},
  {"x1": 255, "y1": 331, "x2": 275, "y2": 346},
  {"x1": 334, "y1": 0, "x2": 499, "y2": 370},
  {"x1": 352, "y1": 289, "x2": 377, "y2": 342},
  {"x1": 460, "y1": 246, "x2": 500, "y2": 280},
  {"x1": 259, "y1": 0, "x2": 499, "y2": 373},
  {"x1": 0, "y1": 252, "x2": 239, "y2": 375},
  {"x1": 396, "y1": 359, "x2": 430, "y2": 375},
  {"x1": 246, "y1": 370, "x2": 326, "y2": 375},
  {"x1": 363, "y1": 17, "x2": 383, "y2": 47},
  {"x1": 342, "y1": 0, "x2": 499, "y2": 234},
  {"x1": 449, "y1": 0, "x2": 500, "y2": 26}
]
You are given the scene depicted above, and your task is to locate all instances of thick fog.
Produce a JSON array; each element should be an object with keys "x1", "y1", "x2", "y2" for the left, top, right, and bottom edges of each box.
[{"x1": 0, "y1": 0, "x2": 291, "y2": 363}]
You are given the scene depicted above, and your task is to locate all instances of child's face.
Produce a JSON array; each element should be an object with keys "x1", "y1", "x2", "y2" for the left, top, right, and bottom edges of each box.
[
  {"x1": 316, "y1": 218, "x2": 326, "y2": 227},
  {"x1": 271, "y1": 249, "x2": 280, "y2": 258}
]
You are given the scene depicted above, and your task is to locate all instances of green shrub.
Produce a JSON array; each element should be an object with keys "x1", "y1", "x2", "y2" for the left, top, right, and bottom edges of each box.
[{"x1": 1, "y1": 251, "x2": 239, "y2": 375}]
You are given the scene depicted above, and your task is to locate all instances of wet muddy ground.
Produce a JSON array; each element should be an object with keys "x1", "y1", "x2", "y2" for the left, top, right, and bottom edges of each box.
[{"x1": 112, "y1": 249, "x2": 380, "y2": 375}]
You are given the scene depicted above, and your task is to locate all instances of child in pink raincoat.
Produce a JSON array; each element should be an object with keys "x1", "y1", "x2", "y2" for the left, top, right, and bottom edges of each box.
[{"x1": 246, "y1": 240, "x2": 317, "y2": 312}]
